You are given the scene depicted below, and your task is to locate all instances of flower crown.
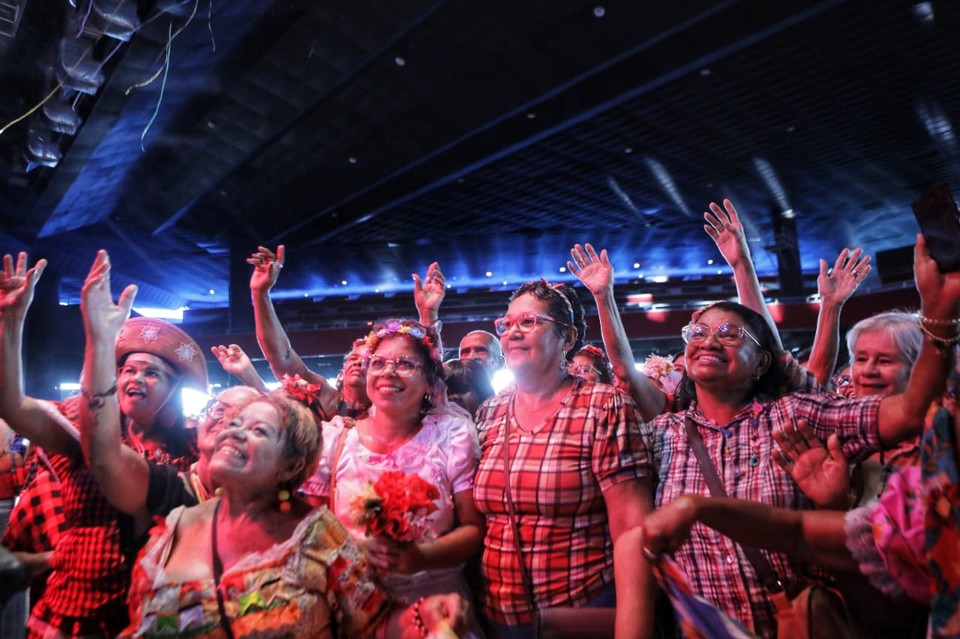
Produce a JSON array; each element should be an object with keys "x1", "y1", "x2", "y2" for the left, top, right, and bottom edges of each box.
[
  {"x1": 362, "y1": 319, "x2": 442, "y2": 364},
  {"x1": 580, "y1": 344, "x2": 610, "y2": 366},
  {"x1": 280, "y1": 374, "x2": 325, "y2": 423}
]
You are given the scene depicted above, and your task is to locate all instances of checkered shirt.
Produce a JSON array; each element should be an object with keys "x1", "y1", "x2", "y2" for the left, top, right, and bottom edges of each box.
[
  {"x1": 28, "y1": 397, "x2": 198, "y2": 633},
  {"x1": 473, "y1": 379, "x2": 650, "y2": 626},
  {"x1": 643, "y1": 392, "x2": 884, "y2": 637}
]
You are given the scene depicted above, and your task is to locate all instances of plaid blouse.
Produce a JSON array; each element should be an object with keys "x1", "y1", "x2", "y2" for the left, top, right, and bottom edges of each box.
[
  {"x1": 28, "y1": 397, "x2": 198, "y2": 636},
  {"x1": 473, "y1": 379, "x2": 650, "y2": 626},
  {"x1": 643, "y1": 392, "x2": 883, "y2": 637}
]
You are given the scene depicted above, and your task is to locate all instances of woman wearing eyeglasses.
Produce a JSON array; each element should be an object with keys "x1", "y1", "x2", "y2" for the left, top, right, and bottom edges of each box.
[
  {"x1": 472, "y1": 280, "x2": 655, "y2": 639},
  {"x1": 617, "y1": 235, "x2": 960, "y2": 638},
  {"x1": 568, "y1": 345, "x2": 614, "y2": 385},
  {"x1": 304, "y1": 318, "x2": 487, "y2": 637}
]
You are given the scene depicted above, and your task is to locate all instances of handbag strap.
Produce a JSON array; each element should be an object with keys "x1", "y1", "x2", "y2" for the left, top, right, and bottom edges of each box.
[
  {"x1": 501, "y1": 411, "x2": 538, "y2": 616},
  {"x1": 328, "y1": 418, "x2": 353, "y2": 512},
  {"x1": 211, "y1": 498, "x2": 237, "y2": 639},
  {"x1": 683, "y1": 416, "x2": 784, "y2": 593}
]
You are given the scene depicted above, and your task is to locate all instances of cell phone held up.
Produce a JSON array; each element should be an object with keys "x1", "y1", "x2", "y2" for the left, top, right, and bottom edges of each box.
[{"x1": 911, "y1": 183, "x2": 960, "y2": 272}]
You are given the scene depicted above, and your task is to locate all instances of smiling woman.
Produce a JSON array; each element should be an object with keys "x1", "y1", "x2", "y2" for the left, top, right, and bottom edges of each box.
[
  {"x1": 302, "y1": 318, "x2": 487, "y2": 637},
  {"x1": 620, "y1": 235, "x2": 960, "y2": 637},
  {"x1": 0, "y1": 251, "x2": 207, "y2": 637},
  {"x1": 472, "y1": 279, "x2": 655, "y2": 639}
]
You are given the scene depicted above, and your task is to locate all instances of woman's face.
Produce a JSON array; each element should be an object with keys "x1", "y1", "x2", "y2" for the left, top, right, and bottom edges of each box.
[
  {"x1": 198, "y1": 386, "x2": 260, "y2": 460},
  {"x1": 365, "y1": 336, "x2": 430, "y2": 417},
  {"x1": 117, "y1": 353, "x2": 178, "y2": 424},
  {"x1": 851, "y1": 329, "x2": 911, "y2": 397},
  {"x1": 341, "y1": 344, "x2": 370, "y2": 392},
  {"x1": 499, "y1": 293, "x2": 572, "y2": 379},
  {"x1": 210, "y1": 400, "x2": 289, "y2": 487},
  {"x1": 569, "y1": 354, "x2": 602, "y2": 382},
  {"x1": 683, "y1": 308, "x2": 768, "y2": 394}
]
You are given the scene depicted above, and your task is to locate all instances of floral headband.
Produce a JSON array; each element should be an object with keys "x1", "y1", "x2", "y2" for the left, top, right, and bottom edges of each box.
[
  {"x1": 580, "y1": 344, "x2": 609, "y2": 366},
  {"x1": 281, "y1": 374, "x2": 325, "y2": 424},
  {"x1": 362, "y1": 319, "x2": 443, "y2": 365}
]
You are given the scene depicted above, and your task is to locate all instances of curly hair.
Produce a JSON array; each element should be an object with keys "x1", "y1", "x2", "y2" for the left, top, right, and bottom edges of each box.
[
  {"x1": 509, "y1": 279, "x2": 585, "y2": 361},
  {"x1": 364, "y1": 319, "x2": 444, "y2": 411}
]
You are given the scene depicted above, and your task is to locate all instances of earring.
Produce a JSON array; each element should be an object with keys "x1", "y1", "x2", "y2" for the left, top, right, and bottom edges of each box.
[{"x1": 277, "y1": 488, "x2": 292, "y2": 513}]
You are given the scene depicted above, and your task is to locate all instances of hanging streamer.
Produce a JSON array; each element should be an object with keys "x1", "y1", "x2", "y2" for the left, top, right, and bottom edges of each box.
[
  {"x1": 207, "y1": 0, "x2": 216, "y2": 52},
  {"x1": 0, "y1": 84, "x2": 63, "y2": 136},
  {"x1": 125, "y1": 0, "x2": 200, "y2": 95},
  {"x1": 140, "y1": 20, "x2": 173, "y2": 152}
]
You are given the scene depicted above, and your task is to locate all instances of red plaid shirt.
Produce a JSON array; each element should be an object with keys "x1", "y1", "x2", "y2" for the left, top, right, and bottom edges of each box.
[
  {"x1": 27, "y1": 397, "x2": 198, "y2": 634},
  {"x1": 473, "y1": 379, "x2": 650, "y2": 625},
  {"x1": 644, "y1": 392, "x2": 883, "y2": 637}
]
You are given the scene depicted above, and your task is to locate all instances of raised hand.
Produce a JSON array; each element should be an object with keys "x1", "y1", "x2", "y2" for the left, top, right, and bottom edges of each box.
[
  {"x1": 703, "y1": 199, "x2": 751, "y2": 267},
  {"x1": 818, "y1": 247, "x2": 871, "y2": 307},
  {"x1": 568, "y1": 243, "x2": 613, "y2": 297},
  {"x1": 412, "y1": 261, "x2": 446, "y2": 321},
  {"x1": 915, "y1": 233, "x2": 960, "y2": 322},
  {"x1": 247, "y1": 245, "x2": 285, "y2": 294},
  {"x1": 772, "y1": 419, "x2": 850, "y2": 509},
  {"x1": 0, "y1": 252, "x2": 47, "y2": 318},
  {"x1": 211, "y1": 344, "x2": 254, "y2": 378},
  {"x1": 80, "y1": 250, "x2": 138, "y2": 343}
]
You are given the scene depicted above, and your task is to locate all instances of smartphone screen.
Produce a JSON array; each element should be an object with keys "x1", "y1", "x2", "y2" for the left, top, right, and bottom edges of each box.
[{"x1": 911, "y1": 183, "x2": 960, "y2": 272}]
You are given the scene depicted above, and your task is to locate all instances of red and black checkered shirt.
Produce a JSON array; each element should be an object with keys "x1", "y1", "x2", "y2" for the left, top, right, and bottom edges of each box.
[{"x1": 27, "y1": 397, "x2": 197, "y2": 634}]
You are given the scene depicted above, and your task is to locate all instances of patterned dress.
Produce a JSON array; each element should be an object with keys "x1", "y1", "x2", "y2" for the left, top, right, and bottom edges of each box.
[{"x1": 123, "y1": 505, "x2": 391, "y2": 638}]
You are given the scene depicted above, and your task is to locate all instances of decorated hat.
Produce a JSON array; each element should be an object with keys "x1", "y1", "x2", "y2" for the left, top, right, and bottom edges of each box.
[{"x1": 115, "y1": 317, "x2": 208, "y2": 392}]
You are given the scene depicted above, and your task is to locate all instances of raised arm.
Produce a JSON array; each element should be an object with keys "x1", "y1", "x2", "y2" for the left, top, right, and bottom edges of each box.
[
  {"x1": 704, "y1": 199, "x2": 784, "y2": 352},
  {"x1": 412, "y1": 261, "x2": 446, "y2": 327},
  {"x1": 568, "y1": 243, "x2": 666, "y2": 420},
  {"x1": 806, "y1": 248, "x2": 871, "y2": 386},
  {"x1": 0, "y1": 253, "x2": 78, "y2": 455},
  {"x1": 78, "y1": 250, "x2": 153, "y2": 519},
  {"x1": 248, "y1": 246, "x2": 332, "y2": 390},
  {"x1": 210, "y1": 343, "x2": 269, "y2": 393},
  {"x1": 877, "y1": 234, "x2": 960, "y2": 446}
]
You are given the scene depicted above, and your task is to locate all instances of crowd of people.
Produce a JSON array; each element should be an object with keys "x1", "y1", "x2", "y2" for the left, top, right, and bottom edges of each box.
[{"x1": 0, "y1": 197, "x2": 957, "y2": 639}]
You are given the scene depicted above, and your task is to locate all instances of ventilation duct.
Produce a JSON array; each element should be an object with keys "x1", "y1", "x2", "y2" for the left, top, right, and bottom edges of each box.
[
  {"x1": 43, "y1": 100, "x2": 83, "y2": 135},
  {"x1": 57, "y1": 36, "x2": 104, "y2": 94},
  {"x1": 25, "y1": 124, "x2": 62, "y2": 168},
  {"x1": 91, "y1": 0, "x2": 139, "y2": 41}
]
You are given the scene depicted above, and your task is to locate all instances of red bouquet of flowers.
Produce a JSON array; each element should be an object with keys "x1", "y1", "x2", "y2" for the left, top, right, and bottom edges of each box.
[{"x1": 350, "y1": 471, "x2": 441, "y2": 543}]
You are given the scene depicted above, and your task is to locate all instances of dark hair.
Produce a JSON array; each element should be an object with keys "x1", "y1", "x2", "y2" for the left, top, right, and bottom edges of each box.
[
  {"x1": 443, "y1": 358, "x2": 495, "y2": 404},
  {"x1": 366, "y1": 319, "x2": 444, "y2": 411},
  {"x1": 509, "y1": 279, "x2": 585, "y2": 361},
  {"x1": 673, "y1": 301, "x2": 787, "y2": 408},
  {"x1": 573, "y1": 345, "x2": 614, "y2": 384}
]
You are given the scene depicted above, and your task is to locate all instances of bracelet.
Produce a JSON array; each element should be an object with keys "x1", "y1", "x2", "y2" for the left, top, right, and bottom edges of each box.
[
  {"x1": 919, "y1": 322, "x2": 960, "y2": 346},
  {"x1": 918, "y1": 315, "x2": 960, "y2": 327},
  {"x1": 412, "y1": 596, "x2": 428, "y2": 638},
  {"x1": 81, "y1": 382, "x2": 118, "y2": 409}
]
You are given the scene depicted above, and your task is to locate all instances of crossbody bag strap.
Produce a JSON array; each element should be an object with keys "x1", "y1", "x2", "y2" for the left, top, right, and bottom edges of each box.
[
  {"x1": 328, "y1": 418, "x2": 353, "y2": 512},
  {"x1": 684, "y1": 416, "x2": 783, "y2": 593},
  {"x1": 501, "y1": 414, "x2": 538, "y2": 616},
  {"x1": 211, "y1": 499, "x2": 237, "y2": 639}
]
